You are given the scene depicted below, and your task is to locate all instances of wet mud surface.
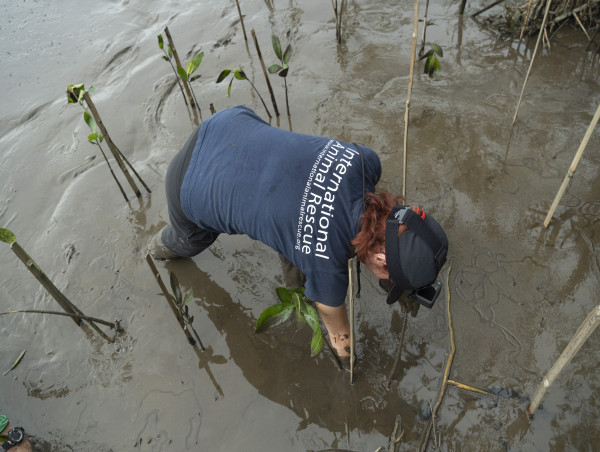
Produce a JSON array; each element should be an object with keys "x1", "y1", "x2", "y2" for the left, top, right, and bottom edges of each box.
[{"x1": 1, "y1": 0, "x2": 599, "y2": 451}]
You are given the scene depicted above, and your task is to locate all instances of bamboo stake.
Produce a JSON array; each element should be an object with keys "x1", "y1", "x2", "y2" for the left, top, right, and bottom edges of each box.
[
  {"x1": 145, "y1": 253, "x2": 197, "y2": 346},
  {"x1": 95, "y1": 141, "x2": 129, "y2": 202},
  {"x1": 402, "y1": 0, "x2": 421, "y2": 199},
  {"x1": 82, "y1": 92, "x2": 142, "y2": 197},
  {"x1": 10, "y1": 242, "x2": 81, "y2": 325},
  {"x1": 528, "y1": 303, "x2": 600, "y2": 415},
  {"x1": 419, "y1": 0, "x2": 431, "y2": 57},
  {"x1": 419, "y1": 266, "x2": 453, "y2": 452},
  {"x1": 543, "y1": 103, "x2": 600, "y2": 227},
  {"x1": 164, "y1": 26, "x2": 200, "y2": 126},
  {"x1": 234, "y1": 0, "x2": 248, "y2": 42},
  {"x1": 251, "y1": 29, "x2": 280, "y2": 117},
  {"x1": 348, "y1": 258, "x2": 356, "y2": 384},
  {"x1": 459, "y1": 0, "x2": 468, "y2": 15},
  {"x1": 512, "y1": 0, "x2": 553, "y2": 126}
]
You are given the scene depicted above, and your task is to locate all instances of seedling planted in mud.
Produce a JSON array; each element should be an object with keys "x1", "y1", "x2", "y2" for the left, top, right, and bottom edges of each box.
[
  {"x1": 420, "y1": 43, "x2": 443, "y2": 78},
  {"x1": 67, "y1": 83, "x2": 151, "y2": 200},
  {"x1": 255, "y1": 287, "x2": 323, "y2": 357},
  {"x1": 217, "y1": 68, "x2": 272, "y2": 119},
  {"x1": 268, "y1": 34, "x2": 292, "y2": 116}
]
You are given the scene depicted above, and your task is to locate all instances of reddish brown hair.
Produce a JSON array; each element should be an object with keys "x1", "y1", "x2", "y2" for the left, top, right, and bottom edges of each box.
[{"x1": 351, "y1": 191, "x2": 404, "y2": 262}]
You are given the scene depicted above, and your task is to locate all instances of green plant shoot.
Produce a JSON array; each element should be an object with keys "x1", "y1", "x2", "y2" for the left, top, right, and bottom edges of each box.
[
  {"x1": 255, "y1": 287, "x2": 324, "y2": 357},
  {"x1": 421, "y1": 43, "x2": 443, "y2": 78},
  {"x1": 268, "y1": 35, "x2": 292, "y2": 116},
  {"x1": 0, "y1": 228, "x2": 16, "y2": 244},
  {"x1": 216, "y1": 68, "x2": 272, "y2": 118}
]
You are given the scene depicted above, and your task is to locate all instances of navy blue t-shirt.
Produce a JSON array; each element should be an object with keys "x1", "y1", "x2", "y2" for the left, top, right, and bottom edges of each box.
[{"x1": 180, "y1": 106, "x2": 381, "y2": 306}]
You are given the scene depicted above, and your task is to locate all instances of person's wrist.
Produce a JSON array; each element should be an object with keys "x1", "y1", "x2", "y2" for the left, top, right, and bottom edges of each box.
[{"x1": 0, "y1": 416, "x2": 8, "y2": 435}]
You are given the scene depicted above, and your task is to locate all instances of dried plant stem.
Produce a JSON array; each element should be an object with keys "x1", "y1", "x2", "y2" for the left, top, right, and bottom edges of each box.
[
  {"x1": 82, "y1": 92, "x2": 143, "y2": 197},
  {"x1": 251, "y1": 29, "x2": 280, "y2": 117},
  {"x1": 234, "y1": 0, "x2": 248, "y2": 42},
  {"x1": 419, "y1": 0, "x2": 431, "y2": 57},
  {"x1": 348, "y1": 258, "x2": 355, "y2": 384},
  {"x1": 164, "y1": 26, "x2": 200, "y2": 126},
  {"x1": 145, "y1": 253, "x2": 197, "y2": 346},
  {"x1": 471, "y1": 0, "x2": 506, "y2": 17},
  {"x1": 447, "y1": 379, "x2": 492, "y2": 395},
  {"x1": 544, "y1": 103, "x2": 600, "y2": 227},
  {"x1": 403, "y1": 0, "x2": 420, "y2": 198},
  {"x1": 512, "y1": 0, "x2": 553, "y2": 126},
  {"x1": 528, "y1": 303, "x2": 600, "y2": 415},
  {"x1": 95, "y1": 141, "x2": 129, "y2": 202},
  {"x1": 0, "y1": 310, "x2": 120, "y2": 330},
  {"x1": 419, "y1": 266, "x2": 454, "y2": 452}
]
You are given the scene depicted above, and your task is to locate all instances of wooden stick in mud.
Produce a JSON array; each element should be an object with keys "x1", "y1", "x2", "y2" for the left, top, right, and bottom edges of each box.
[
  {"x1": 10, "y1": 241, "x2": 81, "y2": 325},
  {"x1": 527, "y1": 303, "x2": 600, "y2": 416},
  {"x1": 349, "y1": 268, "x2": 355, "y2": 381},
  {"x1": 234, "y1": 0, "x2": 248, "y2": 42},
  {"x1": 82, "y1": 92, "x2": 142, "y2": 198},
  {"x1": 419, "y1": 0, "x2": 431, "y2": 57},
  {"x1": 543, "y1": 103, "x2": 600, "y2": 227},
  {"x1": 95, "y1": 141, "x2": 129, "y2": 202},
  {"x1": 402, "y1": 0, "x2": 421, "y2": 198},
  {"x1": 145, "y1": 253, "x2": 197, "y2": 346},
  {"x1": 0, "y1": 309, "x2": 120, "y2": 330},
  {"x1": 511, "y1": 0, "x2": 553, "y2": 126},
  {"x1": 471, "y1": 0, "x2": 506, "y2": 18},
  {"x1": 164, "y1": 26, "x2": 200, "y2": 126},
  {"x1": 419, "y1": 266, "x2": 454, "y2": 452},
  {"x1": 459, "y1": 0, "x2": 468, "y2": 14},
  {"x1": 387, "y1": 310, "x2": 409, "y2": 385},
  {"x1": 251, "y1": 29, "x2": 280, "y2": 117},
  {"x1": 447, "y1": 379, "x2": 492, "y2": 396}
]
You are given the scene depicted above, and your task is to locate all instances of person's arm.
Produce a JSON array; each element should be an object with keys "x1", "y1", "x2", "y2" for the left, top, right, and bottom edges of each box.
[
  {"x1": 1, "y1": 422, "x2": 32, "y2": 452},
  {"x1": 314, "y1": 302, "x2": 351, "y2": 358}
]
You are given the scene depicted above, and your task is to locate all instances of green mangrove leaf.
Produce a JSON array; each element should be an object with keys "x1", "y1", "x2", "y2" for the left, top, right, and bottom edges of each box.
[
  {"x1": 187, "y1": 53, "x2": 203, "y2": 75},
  {"x1": 3, "y1": 349, "x2": 26, "y2": 376},
  {"x1": 169, "y1": 272, "x2": 182, "y2": 303},
  {"x1": 162, "y1": 55, "x2": 169, "y2": 62},
  {"x1": 88, "y1": 86, "x2": 95, "y2": 95},
  {"x1": 177, "y1": 65, "x2": 188, "y2": 81},
  {"x1": 67, "y1": 83, "x2": 85, "y2": 103},
  {"x1": 310, "y1": 329, "x2": 324, "y2": 356},
  {"x1": 190, "y1": 75, "x2": 201, "y2": 82},
  {"x1": 431, "y1": 43, "x2": 443, "y2": 57},
  {"x1": 157, "y1": 34, "x2": 164, "y2": 50},
  {"x1": 268, "y1": 64, "x2": 282, "y2": 74},
  {"x1": 227, "y1": 78, "x2": 233, "y2": 97},
  {"x1": 301, "y1": 302, "x2": 321, "y2": 334},
  {"x1": 0, "y1": 228, "x2": 16, "y2": 244},
  {"x1": 272, "y1": 35, "x2": 282, "y2": 60},
  {"x1": 83, "y1": 111, "x2": 97, "y2": 133},
  {"x1": 184, "y1": 290, "x2": 194, "y2": 305},
  {"x1": 234, "y1": 69, "x2": 247, "y2": 80},
  {"x1": 167, "y1": 45, "x2": 173, "y2": 59},
  {"x1": 283, "y1": 44, "x2": 292, "y2": 64},
  {"x1": 216, "y1": 69, "x2": 231, "y2": 83},
  {"x1": 276, "y1": 287, "x2": 294, "y2": 304},
  {"x1": 87, "y1": 133, "x2": 98, "y2": 143},
  {"x1": 255, "y1": 302, "x2": 294, "y2": 332}
]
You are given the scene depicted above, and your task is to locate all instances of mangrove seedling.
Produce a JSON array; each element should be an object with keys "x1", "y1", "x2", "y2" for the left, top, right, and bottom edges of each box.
[
  {"x1": 268, "y1": 34, "x2": 292, "y2": 116},
  {"x1": 67, "y1": 83, "x2": 151, "y2": 199},
  {"x1": 161, "y1": 27, "x2": 202, "y2": 124},
  {"x1": 420, "y1": 43, "x2": 443, "y2": 78},
  {"x1": 158, "y1": 33, "x2": 189, "y2": 107},
  {"x1": 251, "y1": 29, "x2": 280, "y2": 117},
  {"x1": 216, "y1": 68, "x2": 272, "y2": 119},
  {"x1": 0, "y1": 227, "x2": 116, "y2": 342},
  {"x1": 255, "y1": 287, "x2": 324, "y2": 357}
]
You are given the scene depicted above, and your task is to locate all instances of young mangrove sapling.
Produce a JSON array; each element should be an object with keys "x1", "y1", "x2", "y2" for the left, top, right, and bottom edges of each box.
[
  {"x1": 255, "y1": 287, "x2": 324, "y2": 357},
  {"x1": 420, "y1": 43, "x2": 444, "y2": 78},
  {"x1": 268, "y1": 34, "x2": 292, "y2": 116},
  {"x1": 216, "y1": 68, "x2": 272, "y2": 119}
]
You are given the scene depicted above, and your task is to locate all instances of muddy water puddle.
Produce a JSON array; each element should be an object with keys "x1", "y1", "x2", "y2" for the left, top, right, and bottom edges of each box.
[{"x1": 1, "y1": 0, "x2": 599, "y2": 451}]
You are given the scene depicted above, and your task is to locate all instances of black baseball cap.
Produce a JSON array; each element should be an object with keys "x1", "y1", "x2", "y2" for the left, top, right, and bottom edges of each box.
[{"x1": 384, "y1": 206, "x2": 448, "y2": 305}]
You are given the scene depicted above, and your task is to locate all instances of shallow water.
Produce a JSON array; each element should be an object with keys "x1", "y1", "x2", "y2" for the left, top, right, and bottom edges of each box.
[{"x1": 1, "y1": 0, "x2": 599, "y2": 451}]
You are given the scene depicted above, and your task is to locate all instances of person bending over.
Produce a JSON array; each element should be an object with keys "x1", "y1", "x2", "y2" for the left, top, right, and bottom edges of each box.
[{"x1": 150, "y1": 105, "x2": 448, "y2": 359}]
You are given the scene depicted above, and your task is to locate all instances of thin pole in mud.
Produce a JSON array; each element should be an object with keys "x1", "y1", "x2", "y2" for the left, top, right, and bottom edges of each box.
[
  {"x1": 234, "y1": 0, "x2": 248, "y2": 42},
  {"x1": 0, "y1": 309, "x2": 121, "y2": 331},
  {"x1": 511, "y1": 0, "x2": 553, "y2": 126},
  {"x1": 348, "y1": 258, "x2": 356, "y2": 384},
  {"x1": 403, "y1": 0, "x2": 420, "y2": 199},
  {"x1": 386, "y1": 310, "x2": 409, "y2": 385},
  {"x1": 528, "y1": 303, "x2": 600, "y2": 416},
  {"x1": 470, "y1": 0, "x2": 505, "y2": 18},
  {"x1": 164, "y1": 26, "x2": 200, "y2": 126},
  {"x1": 419, "y1": 266, "x2": 454, "y2": 452},
  {"x1": 543, "y1": 103, "x2": 600, "y2": 227},
  {"x1": 418, "y1": 0, "x2": 430, "y2": 57},
  {"x1": 251, "y1": 29, "x2": 280, "y2": 117}
]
